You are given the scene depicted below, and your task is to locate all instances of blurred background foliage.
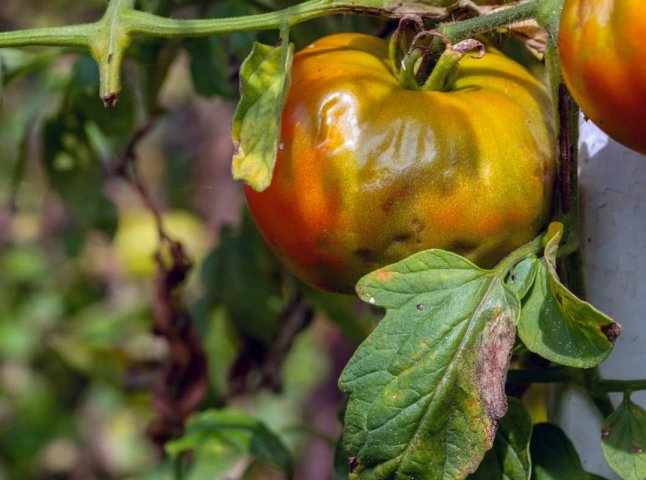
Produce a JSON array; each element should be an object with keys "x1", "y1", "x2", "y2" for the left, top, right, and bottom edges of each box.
[{"x1": 0, "y1": 1, "x2": 385, "y2": 478}]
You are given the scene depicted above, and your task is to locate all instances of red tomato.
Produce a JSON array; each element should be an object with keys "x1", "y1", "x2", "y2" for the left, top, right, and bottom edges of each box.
[{"x1": 559, "y1": 0, "x2": 646, "y2": 154}]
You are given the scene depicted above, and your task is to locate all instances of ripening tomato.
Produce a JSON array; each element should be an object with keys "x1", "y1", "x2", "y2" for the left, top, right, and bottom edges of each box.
[
  {"x1": 559, "y1": 0, "x2": 646, "y2": 154},
  {"x1": 244, "y1": 33, "x2": 555, "y2": 293}
]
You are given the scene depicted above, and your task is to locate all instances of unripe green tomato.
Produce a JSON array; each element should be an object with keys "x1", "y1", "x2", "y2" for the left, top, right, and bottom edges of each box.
[
  {"x1": 559, "y1": 0, "x2": 646, "y2": 154},
  {"x1": 245, "y1": 34, "x2": 556, "y2": 293}
]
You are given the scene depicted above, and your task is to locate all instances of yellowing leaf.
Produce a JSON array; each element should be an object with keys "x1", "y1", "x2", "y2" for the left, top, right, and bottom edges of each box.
[{"x1": 231, "y1": 40, "x2": 293, "y2": 192}]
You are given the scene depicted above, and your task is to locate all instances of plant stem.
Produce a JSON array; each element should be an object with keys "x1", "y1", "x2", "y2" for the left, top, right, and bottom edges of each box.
[
  {"x1": 0, "y1": 24, "x2": 95, "y2": 47},
  {"x1": 598, "y1": 379, "x2": 646, "y2": 393},
  {"x1": 421, "y1": 46, "x2": 462, "y2": 92},
  {"x1": 439, "y1": 0, "x2": 538, "y2": 43},
  {"x1": 508, "y1": 368, "x2": 646, "y2": 394},
  {"x1": 583, "y1": 368, "x2": 614, "y2": 418},
  {"x1": 0, "y1": 0, "x2": 540, "y2": 46},
  {"x1": 0, "y1": 0, "x2": 542, "y2": 103}
]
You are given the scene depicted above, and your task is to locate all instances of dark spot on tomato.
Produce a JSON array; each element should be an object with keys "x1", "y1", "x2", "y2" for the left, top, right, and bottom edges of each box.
[{"x1": 354, "y1": 248, "x2": 377, "y2": 261}]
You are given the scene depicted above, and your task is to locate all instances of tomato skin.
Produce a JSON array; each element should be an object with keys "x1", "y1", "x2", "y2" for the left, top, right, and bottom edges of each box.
[
  {"x1": 559, "y1": 0, "x2": 646, "y2": 154},
  {"x1": 244, "y1": 34, "x2": 555, "y2": 293}
]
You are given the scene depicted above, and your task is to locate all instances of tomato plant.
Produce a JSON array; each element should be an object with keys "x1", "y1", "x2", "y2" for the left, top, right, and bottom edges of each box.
[
  {"x1": 245, "y1": 33, "x2": 556, "y2": 293},
  {"x1": 1, "y1": 1, "x2": 646, "y2": 479},
  {"x1": 559, "y1": 0, "x2": 646, "y2": 154}
]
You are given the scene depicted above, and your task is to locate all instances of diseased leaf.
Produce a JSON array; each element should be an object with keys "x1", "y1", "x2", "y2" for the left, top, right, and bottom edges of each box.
[
  {"x1": 469, "y1": 397, "x2": 532, "y2": 480},
  {"x1": 166, "y1": 409, "x2": 294, "y2": 479},
  {"x1": 518, "y1": 223, "x2": 620, "y2": 367},
  {"x1": 231, "y1": 40, "x2": 294, "y2": 192},
  {"x1": 530, "y1": 423, "x2": 587, "y2": 480},
  {"x1": 601, "y1": 393, "x2": 646, "y2": 480},
  {"x1": 339, "y1": 249, "x2": 519, "y2": 480}
]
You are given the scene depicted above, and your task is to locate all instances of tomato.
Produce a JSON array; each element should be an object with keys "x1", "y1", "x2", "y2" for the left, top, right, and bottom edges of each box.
[
  {"x1": 559, "y1": 0, "x2": 646, "y2": 154},
  {"x1": 244, "y1": 33, "x2": 555, "y2": 293}
]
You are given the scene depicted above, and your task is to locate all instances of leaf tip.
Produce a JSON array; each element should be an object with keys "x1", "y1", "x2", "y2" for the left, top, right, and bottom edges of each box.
[{"x1": 601, "y1": 322, "x2": 622, "y2": 345}]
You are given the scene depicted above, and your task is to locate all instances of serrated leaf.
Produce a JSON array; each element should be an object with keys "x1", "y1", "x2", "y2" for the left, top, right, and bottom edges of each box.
[
  {"x1": 166, "y1": 409, "x2": 294, "y2": 479},
  {"x1": 507, "y1": 257, "x2": 539, "y2": 300},
  {"x1": 601, "y1": 394, "x2": 646, "y2": 480},
  {"x1": 518, "y1": 223, "x2": 620, "y2": 367},
  {"x1": 339, "y1": 249, "x2": 519, "y2": 480},
  {"x1": 469, "y1": 397, "x2": 532, "y2": 480},
  {"x1": 530, "y1": 423, "x2": 587, "y2": 480},
  {"x1": 231, "y1": 40, "x2": 293, "y2": 192}
]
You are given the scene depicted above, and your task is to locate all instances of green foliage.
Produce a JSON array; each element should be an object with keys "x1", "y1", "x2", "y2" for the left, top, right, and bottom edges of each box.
[
  {"x1": 198, "y1": 215, "x2": 286, "y2": 344},
  {"x1": 0, "y1": 1, "x2": 643, "y2": 479},
  {"x1": 469, "y1": 398, "x2": 532, "y2": 480},
  {"x1": 518, "y1": 224, "x2": 619, "y2": 368},
  {"x1": 231, "y1": 39, "x2": 294, "y2": 192},
  {"x1": 529, "y1": 423, "x2": 605, "y2": 480},
  {"x1": 183, "y1": 36, "x2": 238, "y2": 99},
  {"x1": 506, "y1": 257, "x2": 539, "y2": 301},
  {"x1": 601, "y1": 393, "x2": 646, "y2": 480},
  {"x1": 166, "y1": 409, "x2": 294, "y2": 479},
  {"x1": 340, "y1": 250, "x2": 520, "y2": 479}
]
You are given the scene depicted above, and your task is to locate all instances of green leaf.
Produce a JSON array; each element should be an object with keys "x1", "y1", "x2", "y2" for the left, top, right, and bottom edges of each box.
[
  {"x1": 166, "y1": 409, "x2": 294, "y2": 479},
  {"x1": 506, "y1": 257, "x2": 539, "y2": 300},
  {"x1": 469, "y1": 397, "x2": 532, "y2": 480},
  {"x1": 0, "y1": 48, "x2": 62, "y2": 86},
  {"x1": 601, "y1": 393, "x2": 646, "y2": 480},
  {"x1": 339, "y1": 249, "x2": 520, "y2": 480},
  {"x1": 518, "y1": 223, "x2": 620, "y2": 368},
  {"x1": 231, "y1": 40, "x2": 294, "y2": 192},
  {"x1": 203, "y1": 308, "x2": 239, "y2": 399},
  {"x1": 43, "y1": 109, "x2": 118, "y2": 243},
  {"x1": 530, "y1": 423, "x2": 588, "y2": 480},
  {"x1": 183, "y1": 37, "x2": 237, "y2": 99},
  {"x1": 70, "y1": 55, "x2": 136, "y2": 144},
  {"x1": 212, "y1": 0, "x2": 257, "y2": 62},
  {"x1": 199, "y1": 214, "x2": 285, "y2": 344}
]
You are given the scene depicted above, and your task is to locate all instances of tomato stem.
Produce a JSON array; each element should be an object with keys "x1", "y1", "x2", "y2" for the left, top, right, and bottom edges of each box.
[
  {"x1": 439, "y1": 0, "x2": 539, "y2": 43},
  {"x1": 0, "y1": 0, "x2": 543, "y2": 103},
  {"x1": 421, "y1": 39, "x2": 484, "y2": 92},
  {"x1": 420, "y1": 46, "x2": 461, "y2": 91}
]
